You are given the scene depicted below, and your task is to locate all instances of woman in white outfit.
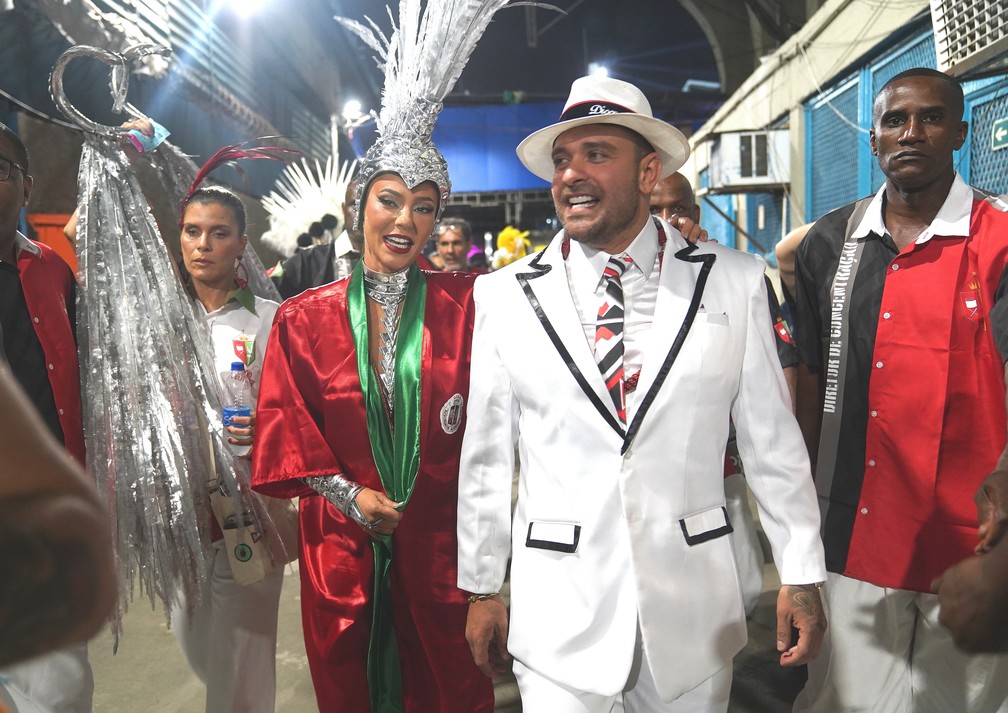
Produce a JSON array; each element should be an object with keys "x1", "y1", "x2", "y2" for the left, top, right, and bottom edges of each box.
[{"x1": 170, "y1": 183, "x2": 292, "y2": 713}]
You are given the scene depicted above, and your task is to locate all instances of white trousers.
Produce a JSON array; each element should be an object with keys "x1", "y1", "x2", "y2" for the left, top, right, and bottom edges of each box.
[
  {"x1": 514, "y1": 631, "x2": 731, "y2": 713},
  {"x1": 0, "y1": 644, "x2": 92, "y2": 713},
  {"x1": 793, "y1": 572, "x2": 1008, "y2": 713},
  {"x1": 170, "y1": 542, "x2": 284, "y2": 713}
]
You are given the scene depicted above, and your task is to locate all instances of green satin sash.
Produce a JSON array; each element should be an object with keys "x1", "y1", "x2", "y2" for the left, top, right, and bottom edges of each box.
[{"x1": 347, "y1": 262, "x2": 426, "y2": 713}]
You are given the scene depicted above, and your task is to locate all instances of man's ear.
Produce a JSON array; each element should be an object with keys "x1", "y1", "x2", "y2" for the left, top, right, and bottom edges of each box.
[
  {"x1": 639, "y1": 153, "x2": 661, "y2": 195},
  {"x1": 954, "y1": 121, "x2": 968, "y2": 151},
  {"x1": 22, "y1": 174, "x2": 33, "y2": 206}
]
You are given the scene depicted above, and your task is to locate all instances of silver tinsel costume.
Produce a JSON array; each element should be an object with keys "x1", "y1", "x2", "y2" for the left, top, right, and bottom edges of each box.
[{"x1": 51, "y1": 44, "x2": 283, "y2": 642}]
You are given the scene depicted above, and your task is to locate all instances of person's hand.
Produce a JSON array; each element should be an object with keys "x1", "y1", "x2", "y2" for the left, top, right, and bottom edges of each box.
[
  {"x1": 226, "y1": 410, "x2": 254, "y2": 459},
  {"x1": 120, "y1": 118, "x2": 154, "y2": 138},
  {"x1": 465, "y1": 595, "x2": 511, "y2": 679},
  {"x1": 670, "y1": 215, "x2": 713, "y2": 244},
  {"x1": 352, "y1": 487, "x2": 402, "y2": 537},
  {"x1": 117, "y1": 119, "x2": 154, "y2": 157},
  {"x1": 776, "y1": 584, "x2": 827, "y2": 666},
  {"x1": 934, "y1": 543, "x2": 1008, "y2": 653},
  {"x1": 63, "y1": 207, "x2": 80, "y2": 245},
  {"x1": 976, "y1": 468, "x2": 1008, "y2": 554}
]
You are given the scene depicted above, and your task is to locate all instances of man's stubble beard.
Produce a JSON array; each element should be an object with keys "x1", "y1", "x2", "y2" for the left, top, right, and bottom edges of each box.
[{"x1": 556, "y1": 190, "x2": 640, "y2": 251}]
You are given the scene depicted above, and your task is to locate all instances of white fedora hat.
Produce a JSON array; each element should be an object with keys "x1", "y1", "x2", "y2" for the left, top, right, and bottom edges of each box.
[{"x1": 517, "y1": 75, "x2": 691, "y2": 182}]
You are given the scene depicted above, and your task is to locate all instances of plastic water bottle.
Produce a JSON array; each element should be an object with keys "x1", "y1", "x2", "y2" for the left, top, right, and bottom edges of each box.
[{"x1": 222, "y1": 361, "x2": 253, "y2": 456}]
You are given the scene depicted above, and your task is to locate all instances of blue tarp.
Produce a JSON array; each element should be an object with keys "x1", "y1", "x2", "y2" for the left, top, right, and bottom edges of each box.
[{"x1": 431, "y1": 102, "x2": 562, "y2": 193}]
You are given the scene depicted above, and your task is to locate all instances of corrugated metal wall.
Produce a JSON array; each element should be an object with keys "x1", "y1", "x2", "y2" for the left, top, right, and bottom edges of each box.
[{"x1": 803, "y1": 23, "x2": 1008, "y2": 220}]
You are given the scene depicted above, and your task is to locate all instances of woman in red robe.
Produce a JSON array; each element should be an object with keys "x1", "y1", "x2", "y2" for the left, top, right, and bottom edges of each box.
[
  {"x1": 252, "y1": 2, "x2": 521, "y2": 706},
  {"x1": 252, "y1": 169, "x2": 493, "y2": 713}
]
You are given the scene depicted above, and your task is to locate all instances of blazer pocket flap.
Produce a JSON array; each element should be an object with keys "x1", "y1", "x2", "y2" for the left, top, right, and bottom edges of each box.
[
  {"x1": 679, "y1": 506, "x2": 733, "y2": 546},
  {"x1": 526, "y1": 521, "x2": 581, "y2": 553}
]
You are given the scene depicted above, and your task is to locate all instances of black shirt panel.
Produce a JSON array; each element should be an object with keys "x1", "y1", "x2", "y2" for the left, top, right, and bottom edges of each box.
[
  {"x1": 0, "y1": 260, "x2": 64, "y2": 444},
  {"x1": 793, "y1": 202, "x2": 900, "y2": 573}
]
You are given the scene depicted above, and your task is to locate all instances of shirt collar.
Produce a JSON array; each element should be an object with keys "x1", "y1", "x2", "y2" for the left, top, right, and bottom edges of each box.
[
  {"x1": 193, "y1": 284, "x2": 258, "y2": 317},
  {"x1": 851, "y1": 172, "x2": 972, "y2": 244},
  {"x1": 230, "y1": 285, "x2": 258, "y2": 315},
  {"x1": 573, "y1": 218, "x2": 659, "y2": 286},
  {"x1": 14, "y1": 231, "x2": 40, "y2": 257},
  {"x1": 332, "y1": 230, "x2": 356, "y2": 258}
]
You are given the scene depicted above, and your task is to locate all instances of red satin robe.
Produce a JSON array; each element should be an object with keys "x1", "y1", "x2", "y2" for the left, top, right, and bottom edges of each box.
[{"x1": 252, "y1": 272, "x2": 492, "y2": 713}]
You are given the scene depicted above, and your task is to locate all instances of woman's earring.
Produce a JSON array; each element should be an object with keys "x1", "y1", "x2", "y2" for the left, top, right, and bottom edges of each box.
[{"x1": 235, "y1": 254, "x2": 249, "y2": 289}]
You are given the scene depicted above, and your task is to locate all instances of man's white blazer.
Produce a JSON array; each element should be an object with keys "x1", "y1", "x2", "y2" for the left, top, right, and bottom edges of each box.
[{"x1": 457, "y1": 219, "x2": 826, "y2": 702}]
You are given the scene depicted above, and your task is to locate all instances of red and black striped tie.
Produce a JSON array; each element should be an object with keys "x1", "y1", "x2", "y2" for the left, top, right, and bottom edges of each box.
[{"x1": 595, "y1": 255, "x2": 631, "y2": 423}]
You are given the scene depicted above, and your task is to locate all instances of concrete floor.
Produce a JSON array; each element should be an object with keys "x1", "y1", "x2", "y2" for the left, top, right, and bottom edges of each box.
[{"x1": 86, "y1": 557, "x2": 800, "y2": 713}]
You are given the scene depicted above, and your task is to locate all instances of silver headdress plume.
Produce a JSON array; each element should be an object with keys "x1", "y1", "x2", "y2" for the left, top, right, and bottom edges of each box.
[{"x1": 337, "y1": 0, "x2": 521, "y2": 230}]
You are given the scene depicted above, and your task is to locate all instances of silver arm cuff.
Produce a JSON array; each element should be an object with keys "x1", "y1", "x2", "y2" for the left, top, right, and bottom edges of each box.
[{"x1": 304, "y1": 475, "x2": 368, "y2": 527}]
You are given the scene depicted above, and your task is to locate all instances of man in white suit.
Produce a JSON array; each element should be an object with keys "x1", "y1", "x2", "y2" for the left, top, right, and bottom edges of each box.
[{"x1": 458, "y1": 75, "x2": 828, "y2": 712}]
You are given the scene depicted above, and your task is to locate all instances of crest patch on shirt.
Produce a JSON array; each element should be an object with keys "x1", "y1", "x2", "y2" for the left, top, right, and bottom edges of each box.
[
  {"x1": 774, "y1": 316, "x2": 795, "y2": 346},
  {"x1": 960, "y1": 279, "x2": 982, "y2": 324},
  {"x1": 440, "y1": 393, "x2": 464, "y2": 435},
  {"x1": 233, "y1": 334, "x2": 256, "y2": 365}
]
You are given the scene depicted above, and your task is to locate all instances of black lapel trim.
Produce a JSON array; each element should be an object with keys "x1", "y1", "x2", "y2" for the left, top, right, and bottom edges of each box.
[
  {"x1": 622, "y1": 242, "x2": 716, "y2": 455},
  {"x1": 517, "y1": 249, "x2": 627, "y2": 439}
]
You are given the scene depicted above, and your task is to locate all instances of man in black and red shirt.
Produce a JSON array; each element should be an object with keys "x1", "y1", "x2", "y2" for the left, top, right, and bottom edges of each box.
[{"x1": 793, "y1": 68, "x2": 1008, "y2": 711}]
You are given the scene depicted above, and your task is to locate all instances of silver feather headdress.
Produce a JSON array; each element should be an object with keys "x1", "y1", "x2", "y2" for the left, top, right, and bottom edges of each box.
[{"x1": 337, "y1": 0, "x2": 519, "y2": 231}]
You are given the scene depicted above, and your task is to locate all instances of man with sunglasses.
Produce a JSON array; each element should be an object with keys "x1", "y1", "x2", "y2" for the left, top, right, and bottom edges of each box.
[{"x1": 0, "y1": 122, "x2": 91, "y2": 713}]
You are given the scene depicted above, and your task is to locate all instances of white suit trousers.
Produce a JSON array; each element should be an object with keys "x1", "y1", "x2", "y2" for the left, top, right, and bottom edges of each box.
[
  {"x1": 170, "y1": 542, "x2": 284, "y2": 713},
  {"x1": 0, "y1": 644, "x2": 92, "y2": 713},
  {"x1": 514, "y1": 629, "x2": 731, "y2": 713},
  {"x1": 793, "y1": 572, "x2": 1008, "y2": 713}
]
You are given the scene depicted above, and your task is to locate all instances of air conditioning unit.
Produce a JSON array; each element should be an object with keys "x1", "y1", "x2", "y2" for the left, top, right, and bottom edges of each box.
[
  {"x1": 932, "y1": 0, "x2": 1008, "y2": 75},
  {"x1": 709, "y1": 130, "x2": 790, "y2": 190}
]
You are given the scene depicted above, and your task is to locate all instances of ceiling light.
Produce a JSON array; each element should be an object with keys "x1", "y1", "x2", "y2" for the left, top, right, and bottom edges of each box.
[
  {"x1": 227, "y1": 0, "x2": 266, "y2": 17},
  {"x1": 342, "y1": 99, "x2": 363, "y2": 123},
  {"x1": 588, "y1": 62, "x2": 608, "y2": 78}
]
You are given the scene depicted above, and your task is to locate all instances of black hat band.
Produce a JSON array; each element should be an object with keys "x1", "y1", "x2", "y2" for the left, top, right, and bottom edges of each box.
[{"x1": 559, "y1": 100, "x2": 636, "y2": 122}]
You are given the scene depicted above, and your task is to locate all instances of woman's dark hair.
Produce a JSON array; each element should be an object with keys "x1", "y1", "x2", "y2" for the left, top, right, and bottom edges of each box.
[{"x1": 181, "y1": 186, "x2": 247, "y2": 236}]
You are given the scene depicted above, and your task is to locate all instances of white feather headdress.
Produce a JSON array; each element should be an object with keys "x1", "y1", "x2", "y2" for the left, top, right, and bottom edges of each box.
[
  {"x1": 259, "y1": 157, "x2": 356, "y2": 257},
  {"x1": 337, "y1": 0, "x2": 519, "y2": 229}
]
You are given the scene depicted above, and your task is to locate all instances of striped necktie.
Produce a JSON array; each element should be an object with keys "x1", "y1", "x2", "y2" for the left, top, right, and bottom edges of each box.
[{"x1": 595, "y1": 255, "x2": 631, "y2": 423}]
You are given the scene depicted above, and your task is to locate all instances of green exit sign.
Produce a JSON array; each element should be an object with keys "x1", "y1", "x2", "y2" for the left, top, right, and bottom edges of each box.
[{"x1": 994, "y1": 117, "x2": 1008, "y2": 152}]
